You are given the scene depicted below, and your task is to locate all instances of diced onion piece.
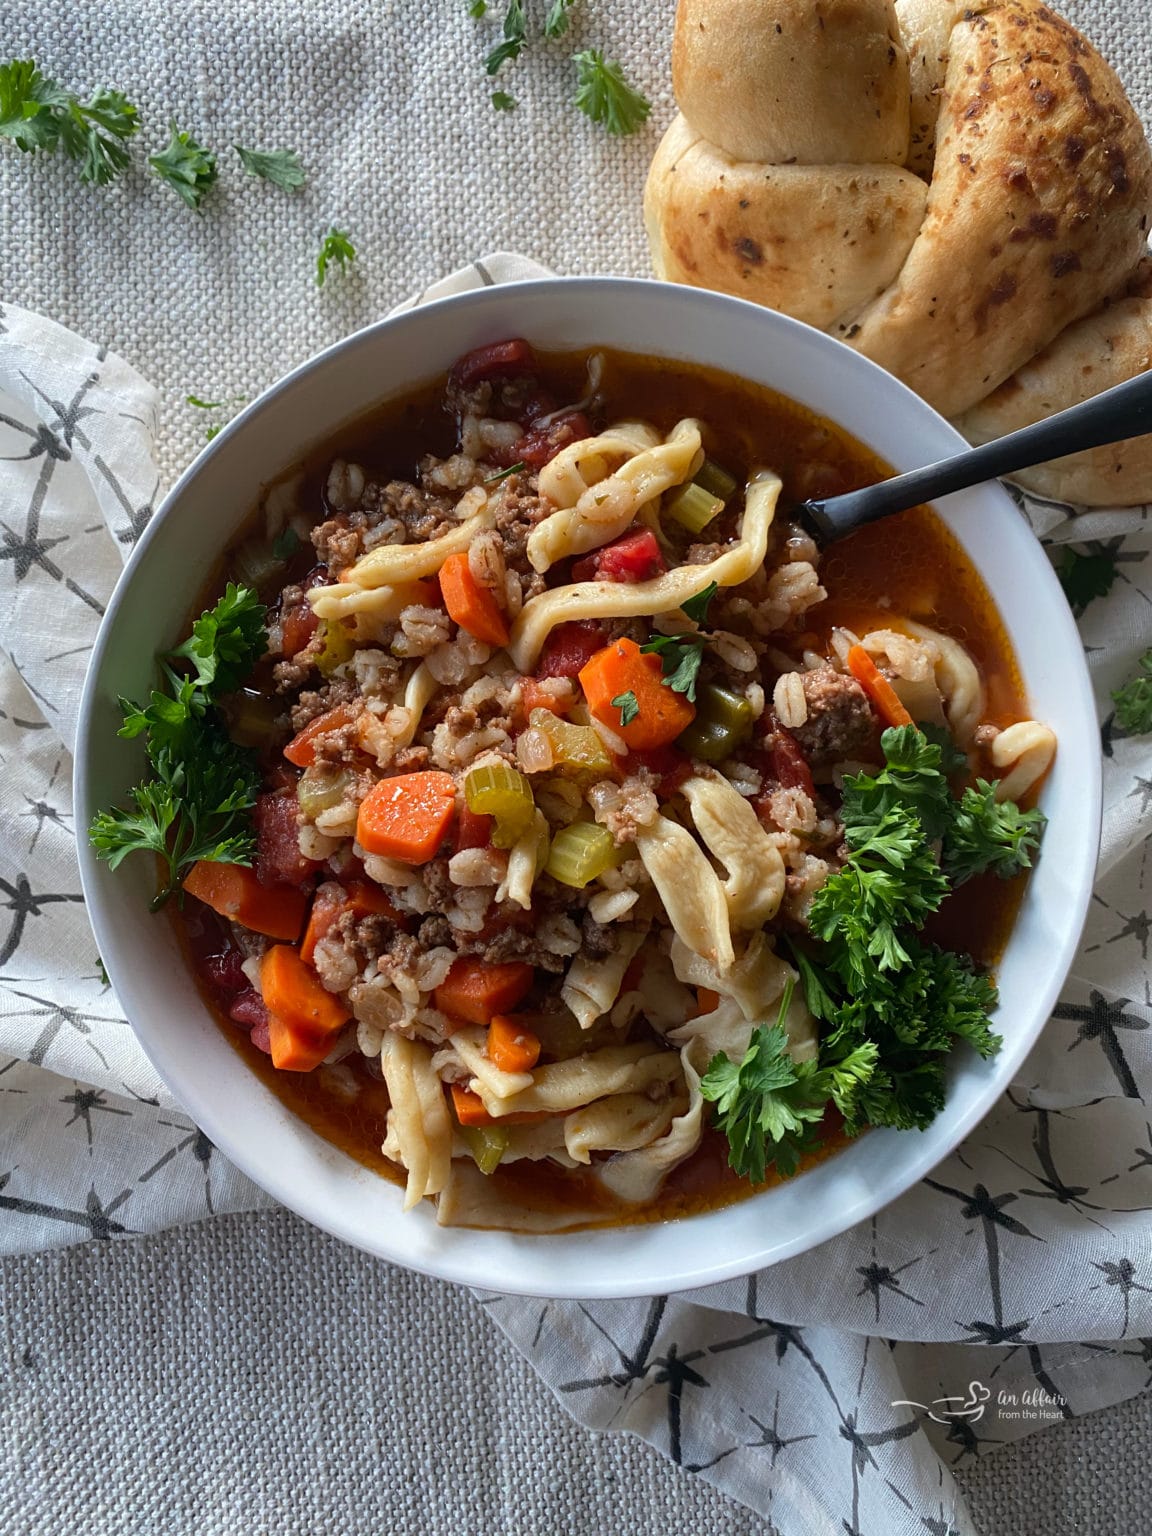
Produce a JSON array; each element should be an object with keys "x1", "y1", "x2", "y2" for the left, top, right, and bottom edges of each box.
[
  {"x1": 665, "y1": 481, "x2": 723, "y2": 535},
  {"x1": 546, "y1": 822, "x2": 619, "y2": 888},
  {"x1": 529, "y1": 708, "x2": 613, "y2": 782},
  {"x1": 297, "y1": 766, "x2": 354, "y2": 819}
]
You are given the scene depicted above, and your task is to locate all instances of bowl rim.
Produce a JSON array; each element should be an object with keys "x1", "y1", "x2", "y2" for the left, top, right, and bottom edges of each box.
[{"x1": 75, "y1": 275, "x2": 1102, "y2": 1297}]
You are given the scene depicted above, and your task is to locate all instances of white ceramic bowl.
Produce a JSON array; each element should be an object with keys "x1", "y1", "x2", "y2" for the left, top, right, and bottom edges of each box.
[{"x1": 75, "y1": 278, "x2": 1100, "y2": 1298}]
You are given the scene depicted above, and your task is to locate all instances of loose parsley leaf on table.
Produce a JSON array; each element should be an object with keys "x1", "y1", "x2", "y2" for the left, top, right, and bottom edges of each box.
[
  {"x1": 544, "y1": 0, "x2": 577, "y2": 39},
  {"x1": 234, "y1": 144, "x2": 306, "y2": 191},
  {"x1": 315, "y1": 227, "x2": 357, "y2": 287},
  {"x1": 491, "y1": 91, "x2": 517, "y2": 111},
  {"x1": 89, "y1": 584, "x2": 267, "y2": 909},
  {"x1": 1113, "y1": 648, "x2": 1152, "y2": 735},
  {"x1": 572, "y1": 49, "x2": 650, "y2": 136},
  {"x1": 486, "y1": 0, "x2": 527, "y2": 75},
  {"x1": 1056, "y1": 546, "x2": 1118, "y2": 616},
  {"x1": 149, "y1": 124, "x2": 217, "y2": 209},
  {"x1": 0, "y1": 60, "x2": 138, "y2": 183}
]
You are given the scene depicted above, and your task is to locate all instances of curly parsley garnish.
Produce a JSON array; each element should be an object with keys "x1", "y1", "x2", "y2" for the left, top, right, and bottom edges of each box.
[
  {"x1": 89, "y1": 585, "x2": 267, "y2": 910},
  {"x1": 1113, "y1": 648, "x2": 1152, "y2": 735},
  {"x1": 149, "y1": 123, "x2": 218, "y2": 209},
  {"x1": 234, "y1": 144, "x2": 306, "y2": 191},
  {"x1": 0, "y1": 60, "x2": 138, "y2": 183},
  {"x1": 315, "y1": 226, "x2": 357, "y2": 287},
  {"x1": 573, "y1": 49, "x2": 650, "y2": 136},
  {"x1": 702, "y1": 725, "x2": 1046, "y2": 1181}
]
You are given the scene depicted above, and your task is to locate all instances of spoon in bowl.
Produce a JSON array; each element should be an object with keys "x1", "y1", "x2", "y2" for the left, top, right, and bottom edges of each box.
[{"x1": 797, "y1": 367, "x2": 1152, "y2": 544}]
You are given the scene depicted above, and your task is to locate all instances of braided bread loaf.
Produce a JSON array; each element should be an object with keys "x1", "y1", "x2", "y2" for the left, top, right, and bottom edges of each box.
[{"x1": 644, "y1": 0, "x2": 1152, "y2": 505}]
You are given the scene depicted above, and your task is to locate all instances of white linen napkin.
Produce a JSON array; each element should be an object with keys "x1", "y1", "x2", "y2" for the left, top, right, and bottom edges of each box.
[{"x1": 2, "y1": 255, "x2": 1151, "y2": 1536}]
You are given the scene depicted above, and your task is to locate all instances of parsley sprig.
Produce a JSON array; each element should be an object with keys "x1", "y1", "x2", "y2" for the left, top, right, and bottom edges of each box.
[
  {"x1": 636, "y1": 582, "x2": 720, "y2": 706},
  {"x1": 573, "y1": 50, "x2": 650, "y2": 136},
  {"x1": 701, "y1": 725, "x2": 1047, "y2": 1180},
  {"x1": 234, "y1": 144, "x2": 306, "y2": 190},
  {"x1": 0, "y1": 60, "x2": 138, "y2": 183},
  {"x1": 89, "y1": 585, "x2": 268, "y2": 909},
  {"x1": 1057, "y1": 546, "x2": 1118, "y2": 616},
  {"x1": 701, "y1": 980, "x2": 878, "y2": 1181},
  {"x1": 149, "y1": 123, "x2": 217, "y2": 208},
  {"x1": 1113, "y1": 649, "x2": 1152, "y2": 735},
  {"x1": 316, "y1": 227, "x2": 357, "y2": 287}
]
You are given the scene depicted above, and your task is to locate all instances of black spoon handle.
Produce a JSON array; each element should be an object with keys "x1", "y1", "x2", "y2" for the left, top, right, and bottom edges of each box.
[{"x1": 801, "y1": 366, "x2": 1152, "y2": 544}]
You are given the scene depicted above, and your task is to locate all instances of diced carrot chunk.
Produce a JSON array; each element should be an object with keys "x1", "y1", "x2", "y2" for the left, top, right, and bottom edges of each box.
[
  {"x1": 182, "y1": 861, "x2": 307, "y2": 941},
  {"x1": 284, "y1": 703, "x2": 358, "y2": 768},
  {"x1": 356, "y1": 770, "x2": 458, "y2": 864},
  {"x1": 261, "y1": 944, "x2": 350, "y2": 1038},
  {"x1": 434, "y1": 957, "x2": 535, "y2": 1026}
]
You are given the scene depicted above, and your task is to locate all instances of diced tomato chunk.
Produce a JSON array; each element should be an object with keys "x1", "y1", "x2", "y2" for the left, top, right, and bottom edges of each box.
[
  {"x1": 454, "y1": 805, "x2": 494, "y2": 851},
  {"x1": 536, "y1": 621, "x2": 607, "y2": 680},
  {"x1": 572, "y1": 528, "x2": 666, "y2": 586},
  {"x1": 202, "y1": 949, "x2": 248, "y2": 998},
  {"x1": 518, "y1": 411, "x2": 592, "y2": 468},
  {"x1": 449, "y1": 338, "x2": 537, "y2": 389},
  {"x1": 229, "y1": 988, "x2": 269, "y2": 1030},
  {"x1": 254, "y1": 793, "x2": 321, "y2": 889},
  {"x1": 280, "y1": 601, "x2": 318, "y2": 658},
  {"x1": 753, "y1": 718, "x2": 816, "y2": 819},
  {"x1": 623, "y1": 744, "x2": 693, "y2": 799}
]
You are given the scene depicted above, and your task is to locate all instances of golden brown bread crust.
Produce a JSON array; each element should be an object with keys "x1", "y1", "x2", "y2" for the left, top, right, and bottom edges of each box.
[
  {"x1": 645, "y1": 0, "x2": 1152, "y2": 502},
  {"x1": 672, "y1": 0, "x2": 910, "y2": 165},
  {"x1": 955, "y1": 262, "x2": 1152, "y2": 506},
  {"x1": 645, "y1": 115, "x2": 928, "y2": 329},
  {"x1": 837, "y1": 2, "x2": 1152, "y2": 417}
]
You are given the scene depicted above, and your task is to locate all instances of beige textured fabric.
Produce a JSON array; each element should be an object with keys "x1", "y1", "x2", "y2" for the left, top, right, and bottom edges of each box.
[{"x1": 1, "y1": 2, "x2": 1151, "y2": 1533}]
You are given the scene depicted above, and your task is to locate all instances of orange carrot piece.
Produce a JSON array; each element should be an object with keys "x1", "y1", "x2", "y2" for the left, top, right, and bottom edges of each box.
[
  {"x1": 356, "y1": 770, "x2": 458, "y2": 863},
  {"x1": 449, "y1": 1084, "x2": 552, "y2": 1128},
  {"x1": 182, "y1": 861, "x2": 308, "y2": 941},
  {"x1": 284, "y1": 703, "x2": 358, "y2": 768},
  {"x1": 578, "y1": 637, "x2": 696, "y2": 751},
  {"x1": 488, "y1": 1014, "x2": 542, "y2": 1073},
  {"x1": 301, "y1": 880, "x2": 406, "y2": 965},
  {"x1": 694, "y1": 988, "x2": 721, "y2": 1018},
  {"x1": 439, "y1": 551, "x2": 510, "y2": 647},
  {"x1": 434, "y1": 957, "x2": 535, "y2": 1026},
  {"x1": 267, "y1": 1012, "x2": 334, "y2": 1072},
  {"x1": 261, "y1": 944, "x2": 350, "y2": 1037},
  {"x1": 846, "y1": 645, "x2": 914, "y2": 729},
  {"x1": 451, "y1": 1084, "x2": 494, "y2": 1127}
]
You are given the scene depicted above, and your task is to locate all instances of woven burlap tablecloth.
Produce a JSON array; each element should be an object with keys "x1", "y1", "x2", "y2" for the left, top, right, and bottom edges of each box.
[{"x1": 2, "y1": 3, "x2": 1152, "y2": 1533}]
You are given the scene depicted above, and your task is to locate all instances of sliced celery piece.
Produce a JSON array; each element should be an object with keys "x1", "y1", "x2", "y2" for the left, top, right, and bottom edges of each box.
[
  {"x1": 694, "y1": 458, "x2": 739, "y2": 502},
  {"x1": 461, "y1": 1123, "x2": 509, "y2": 1176},
  {"x1": 546, "y1": 821, "x2": 618, "y2": 888},
  {"x1": 465, "y1": 761, "x2": 535, "y2": 849},
  {"x1": 665, "y1": 481, "x2": 723, "y2": 536}
]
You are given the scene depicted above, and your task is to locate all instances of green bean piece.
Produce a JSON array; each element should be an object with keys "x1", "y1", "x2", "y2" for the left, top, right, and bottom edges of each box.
[{"x1": 675, "y1": 682, "x2": 754, "y2": 762}]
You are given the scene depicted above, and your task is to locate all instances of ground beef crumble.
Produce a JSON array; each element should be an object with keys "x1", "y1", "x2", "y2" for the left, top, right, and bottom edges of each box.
[{"x1": 791, "y1": 665, "x2": 880, "y2": 767}]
